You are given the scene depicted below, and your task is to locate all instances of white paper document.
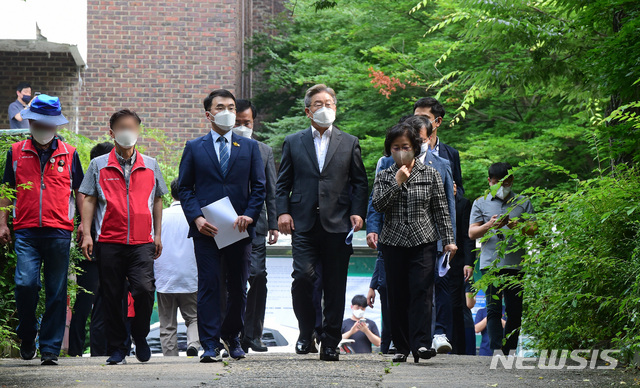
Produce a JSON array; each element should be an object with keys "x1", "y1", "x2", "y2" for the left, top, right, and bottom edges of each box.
[{"x1": 200, "y1": 196, "x2": 249, "y2": 249}]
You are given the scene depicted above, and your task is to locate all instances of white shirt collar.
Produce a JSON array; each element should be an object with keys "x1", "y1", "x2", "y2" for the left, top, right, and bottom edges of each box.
[
  {"x1": 312, "y1": 125, "x2": 332, "y2": 138},
  {"x1": 210, "y1": 129, "x2": 233, "y2": 144}
]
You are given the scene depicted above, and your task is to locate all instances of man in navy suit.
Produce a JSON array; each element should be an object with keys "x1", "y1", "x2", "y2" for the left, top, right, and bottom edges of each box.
[
  {"x1": 178, "y1": 89, "x2": 266, "y2": 363},
  {"x1": 413, "y1": 97, "x2": 464, "y2": 198}
]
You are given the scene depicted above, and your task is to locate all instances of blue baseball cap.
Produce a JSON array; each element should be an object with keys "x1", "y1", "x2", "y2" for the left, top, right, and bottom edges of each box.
[{"x1": 21, "y1": 94, "x2": 68, "y2": 126}]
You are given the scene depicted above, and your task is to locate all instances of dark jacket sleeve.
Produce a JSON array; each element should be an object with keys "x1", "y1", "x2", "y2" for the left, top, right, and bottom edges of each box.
[
  {"x1": 462, "y1": 199, "x2": 475, "y2": 267},
  {"x1": 457, "y1": 197, "x2": 475, "y2": 267},
  {"x1": 349, "y1": 138, "x2": 369, "y2": 219},
  {"x1": 244, "y1": 141, "x2": 267, "y2": 222},
  {"x1": 264, "y1": 145, "x2": 278, "y2": 230},
  {"x1": 366, "y1": 157, "x2": 386, "y2": 235},
  {"x1": 450, "y1": 146, "x2": 464, "y2": 197},
  {"x1": 177, "y1": 140, "x2": 203, "y2": 225},
  {"x1": 275, "y1": 136, "x2": 294, "y2": 217}
]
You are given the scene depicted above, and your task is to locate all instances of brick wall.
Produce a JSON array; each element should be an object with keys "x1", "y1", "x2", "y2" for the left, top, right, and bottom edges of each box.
[
  {"x1": 1, "y1": 1, "x2": 285, "y2": 154},
  {"x1": 80, "y1": 0, "x2": 246, "y2": 153},
  {"x1": 0, "y1": 51, "x2": 79, "y2": 131}
]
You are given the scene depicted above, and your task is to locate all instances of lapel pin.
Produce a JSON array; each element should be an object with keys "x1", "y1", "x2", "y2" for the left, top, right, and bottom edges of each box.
[
  {"x1": 49, "y1": 158, "x2": 55, "y2": 164},
  {"x1": 233, "y1": 142, "x2": 240, "y2": 147}
]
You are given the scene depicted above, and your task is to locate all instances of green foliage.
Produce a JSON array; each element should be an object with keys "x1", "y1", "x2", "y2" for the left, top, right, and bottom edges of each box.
[{"x1": 250, "y1": 0, "x2": 640, "y2": 363}]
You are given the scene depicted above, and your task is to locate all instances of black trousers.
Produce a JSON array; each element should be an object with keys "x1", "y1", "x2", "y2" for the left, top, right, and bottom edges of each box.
[
  {"x1": 449, "y1": 257, "x2": 467, "y2": 355},
  {"x1": 291, "y1": 219, "x2": 351, "y2": 349},
  {"x1": 68, "y1": 259, "x2": 100, "y2": 356},
  {"x1": 382, "y1": 241, "x2": 436, "y2": 356},
  {"x1": 378, "y1": 285, "x2": 391, "y2": 353},
  {"x1": 244, "y1": 233, "x2": 268, "y2": 341},
  {"x1": 95, "y1": 242, "x2": 155, "y2": 355},
  {"x1": 483, "y1": 268, "x2": 523, "y2": 354}
]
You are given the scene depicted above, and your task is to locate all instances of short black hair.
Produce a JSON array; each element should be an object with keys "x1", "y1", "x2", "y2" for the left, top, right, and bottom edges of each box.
[
  {"x1": 90, "y1": 142, "x2": 115, "y2": 160},
  {"x1": 397, "y1": 114, "x2": 413, "y2": 124},
  {"x1": 109, "y1": 109, "x2": 141, "y2": 129},
  {"x1": 488, "y1": 162, "x2": 513, "y2": 180},
  {"x1": 236, "y1": 99, "x2": 257, "y2": 119},
  {"x1": 16, "y1": 82, "x2": 31, "y2": 92},
  {"x1": 170, "y1": 178, "x2": 179, "y2": 200},
  {"x1": 203, "y1": 89, "x2": 236, "y2": 112},
  {"x1": 402, "y1": 115, "x2": 434, "y2": 138},
  {"x1": 351, "y1": 295, "x2": 367, "y2": 308},
  {"x1": 383, "y1": 123, "x2": 422, "y2": 157},
  {"x1": 413, "y1": 97, "x2": 446, "y2": 119}
]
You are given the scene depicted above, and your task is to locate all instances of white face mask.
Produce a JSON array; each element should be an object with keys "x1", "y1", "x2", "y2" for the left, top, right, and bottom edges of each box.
[
  {"x1": 312, "y1": 106, "x2": 336, "y2": 127},
  {"x1": 420, "y1": 142, "x2": 430, "y2": 155},
  {"x1": 30, "y1": 129, "x2": 55, "y2": 145},
  {"x1": 352, "y1": 309, "x2": 365, "y2": 319},
  {"x1": 114, "y1": 129, "x2": 138, "y2": 148},
  {"x1": 211, "y1": 110, "x2": 236, "y2": 132},
  {"x1": 392, "y1": 149, "x2": 414, "y2": 166},
  {"x1": 232, "y1": 125, "x2": 253, "y2": 138},
  {"x1": 495, "y1": 185, "x2": 512, "y2": 200}
]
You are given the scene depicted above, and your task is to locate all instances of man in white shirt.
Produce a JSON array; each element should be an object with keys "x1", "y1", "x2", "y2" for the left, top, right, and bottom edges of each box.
[{"x1": 154, "y1": 179, "x2": 200, "y2": 356}]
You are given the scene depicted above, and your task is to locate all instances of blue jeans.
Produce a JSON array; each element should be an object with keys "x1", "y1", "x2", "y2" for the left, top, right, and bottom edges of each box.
[{"x1": 14, "y1": 237, "x2": 71, "y2": 355}]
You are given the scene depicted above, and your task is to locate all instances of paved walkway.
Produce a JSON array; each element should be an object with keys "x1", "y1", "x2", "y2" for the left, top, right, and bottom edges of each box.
[{"x1": 1, "y1": 353, "x2": 638, "y2": 387}]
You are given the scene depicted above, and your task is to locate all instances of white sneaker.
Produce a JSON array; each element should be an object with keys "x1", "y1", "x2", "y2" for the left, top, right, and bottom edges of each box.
[{"x1": 433, "y1": 334, "x2": 452, "y2": 354}]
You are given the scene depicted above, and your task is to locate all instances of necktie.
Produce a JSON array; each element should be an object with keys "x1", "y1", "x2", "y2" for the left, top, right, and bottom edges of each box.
[{"x1": 217, "y1": 136, "x2": 229, "y2": 177}]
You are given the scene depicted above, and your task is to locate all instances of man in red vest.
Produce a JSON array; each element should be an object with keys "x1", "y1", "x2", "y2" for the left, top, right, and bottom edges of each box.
[
  {"x1": 80, "y1": 109, "x2": 167, "y2": 365},
  {"x1": 0, "y1": 95, "x2": 85, "y2": 365}
]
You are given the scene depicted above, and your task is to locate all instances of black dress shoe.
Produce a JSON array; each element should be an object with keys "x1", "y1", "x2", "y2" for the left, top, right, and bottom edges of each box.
[
  {"x1": 295, "y1": 339, "x2": 311, "y2": 354},
  {"x1": 186, "y1": 346, "x2": 199, "y2": 357},
  {"x1": 243, "y1": 338, "x2": 268, "y2": 352},
  {"x1": 40, "y1": 352, "x2": 58, "y2": 365},
  {"x1": 20, "y1": 340, "x2": 36, "y2": 360},
  {"x1": 392, "y1": 353, "x2": 408, "y2": 363},
  {"x1": 414, "y1": 347, "x2": 437, "y2": 363},
  {"x1": 310, "y1": 332, "x2": 319, "y2": 354},
  {"x1": 319, "y1": 346, "x2": 339, "y2": 361}
]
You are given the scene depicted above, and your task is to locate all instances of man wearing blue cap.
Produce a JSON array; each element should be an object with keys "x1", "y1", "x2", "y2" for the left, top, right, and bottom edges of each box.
[{"x1": 0, "y1": 95, "x2": 84, "y2": 365}]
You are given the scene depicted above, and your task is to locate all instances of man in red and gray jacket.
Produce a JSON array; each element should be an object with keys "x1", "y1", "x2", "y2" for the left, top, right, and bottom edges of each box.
[
  {"x1": 80, "y1": 109, "x2": 167, "y2": 365},
  {"x1": 0, "y1": 95, "x2": 84, "y2": 366}
]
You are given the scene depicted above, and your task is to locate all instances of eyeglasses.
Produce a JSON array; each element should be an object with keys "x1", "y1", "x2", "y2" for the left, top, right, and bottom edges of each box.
[
  {"x1": 211, "y1": 105, "x2": 236, "y2": 112},
  {"x1": 310, "y1": 102, "x2": 336, "y2": 109}
]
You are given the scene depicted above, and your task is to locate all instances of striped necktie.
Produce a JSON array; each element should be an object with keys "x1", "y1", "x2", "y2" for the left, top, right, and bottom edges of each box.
[{"x1": 217, "y1": 136, "x2": 229, "y2": 177}]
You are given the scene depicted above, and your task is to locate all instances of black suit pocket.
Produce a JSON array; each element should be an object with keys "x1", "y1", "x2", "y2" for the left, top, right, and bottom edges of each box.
[{"x1": 290, "y1": 193, "x2": 302, "y2": 203}]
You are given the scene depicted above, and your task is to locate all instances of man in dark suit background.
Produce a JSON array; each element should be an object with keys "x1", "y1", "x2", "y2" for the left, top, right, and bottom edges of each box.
[
  {"x1": 178, "y1": 89, "x2": 266, "y2": 363},
  {"x1": 450, "y1": 182, "x2": 476, "y2": 354},
  {"x1": 276, "y1": 84, "x2": 368, "y2": 361},
  {"x1": 413, "y1": 97, "x2": 464, "y2": 197},
  {"x1": 233, "y1": 99, "x2": 279, "y2": 353}
]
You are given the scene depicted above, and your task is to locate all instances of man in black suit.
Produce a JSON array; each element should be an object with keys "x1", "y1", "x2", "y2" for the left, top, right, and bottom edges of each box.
[
  {"x1": 449, "y1": 183, "x2": 476, "y2": 354},
  {"x1": 276, "y1": 84, "x2": 368, "y2": 361},
  {"x1": 233, "y1": 99, "x2": 279, "y2": 353},
  {"x1": 414, "y1": 97, "x2": 464, "y2": 197}
]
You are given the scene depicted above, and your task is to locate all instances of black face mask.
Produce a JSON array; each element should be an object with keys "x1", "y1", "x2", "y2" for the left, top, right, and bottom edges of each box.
[{"x1": 21, "y1": 95, "x2": 32, "y2": 104}]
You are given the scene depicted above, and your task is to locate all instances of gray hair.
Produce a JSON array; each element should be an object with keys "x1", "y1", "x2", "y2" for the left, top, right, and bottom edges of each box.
[{"x1": 303, "y1": 84, "x2": 337, "y2": 108}]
